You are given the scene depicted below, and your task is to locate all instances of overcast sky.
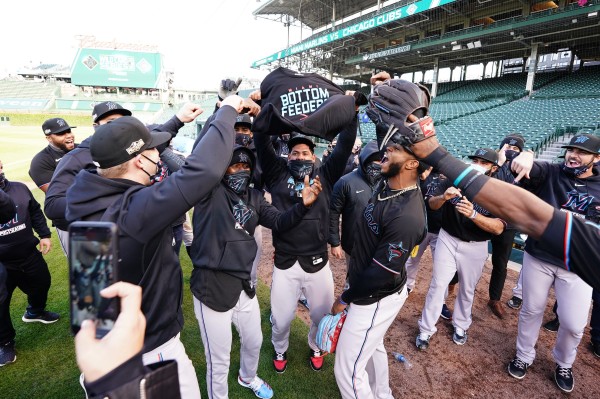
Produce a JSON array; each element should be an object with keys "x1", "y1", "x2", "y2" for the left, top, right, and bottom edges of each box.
[{"x1": 0, "y1": 0, "x2": 310, "y2": 90}]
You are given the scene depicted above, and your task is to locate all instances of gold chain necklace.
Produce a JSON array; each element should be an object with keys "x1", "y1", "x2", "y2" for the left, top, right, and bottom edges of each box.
[{"x1": 377, "y1": 184, "x2": 418, "y2": 201}]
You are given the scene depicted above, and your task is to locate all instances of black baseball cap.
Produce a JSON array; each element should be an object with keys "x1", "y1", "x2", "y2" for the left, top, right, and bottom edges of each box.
[
  {"x1": 561, "y1": 134, "x2": 600, "y2": 155},
  {"x1": 42, "y1": 118, "x2": 76, "y2": 135},
  {"x1": 92, "y1": 101, "x2": 132, "y2": 124},
  {"x1": 234, "y1": 114, "x2": 252, "y2": 129},
  {"x1": 287, "y1": 134, "x2": 315, "y2": 153},
  {"x1": 500, "y1": 134, "x2": 525, "y2": 151},
  {"x1": 230, "y1": 146, "x2": 255, "y2": 171},
  {"x1": 468, "y1": 148, "x2": 499, "y2": 165},
  {"x1": 90, "y1": 116, "x2": 171, "y2": 168}
]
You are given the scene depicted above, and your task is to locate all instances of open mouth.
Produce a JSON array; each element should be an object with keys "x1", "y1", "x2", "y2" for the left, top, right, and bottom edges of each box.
[
  {"x1": 381, "y1": 154, "x2": 389, "y2": 165},
  {"x1": 566, "y1": 158, "x2": 581, "y2": 168}
]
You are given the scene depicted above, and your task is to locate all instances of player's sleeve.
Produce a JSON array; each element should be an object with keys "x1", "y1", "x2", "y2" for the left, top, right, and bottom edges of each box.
[
  {"x1": 513, "y1": 161, "x2": 548, "y2": 193},
  {"x1": 328, "y1": 178, "x2": 347, "y2": 247},
  {"x1": 539, "y1": 209, "x2": 600, "y2": 291},
  {"x1": 27, "y1": 187, "x2": 51, "y2": 239},
  {"x1": 28, "y1": 154, "x2": 54, "y2": 189},
  {"x1": 253, "y1": 129, "x2": 287, "y2": 189},
  {"x1": 257, "y1": 194, "x2": 309, "y2": 232},
  {"x1": 321, "y1": 118, "x2": 357, "y2": 186}
]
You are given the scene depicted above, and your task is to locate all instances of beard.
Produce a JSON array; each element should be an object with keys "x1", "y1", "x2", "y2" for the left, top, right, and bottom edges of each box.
[{"x1": 381, "y1": 161, "x2": 402, "y2": 178}]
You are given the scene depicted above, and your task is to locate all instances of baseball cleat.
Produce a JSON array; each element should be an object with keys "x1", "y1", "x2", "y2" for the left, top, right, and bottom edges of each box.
[
  {"x1": 415, "y1": 333, "x2": 430, "y2": 351},
  {"x1": 554, "y1": 365, "x2": 574, "y2": 393},
  {"x1": 309, "y1": 349, "x2": 324, "y2": 371},
  {"x1": 507, "y1": 357, "x2": 529, "y2": 379},
  {"x1": 298, "y1": 298, "x2": 310, "y2": 310},
  {"x1": 440, "y1": 304, "x2": 452, "y2": 320},
  {"x1": 0, "y1": 341, "x2": 16, "y2": 367},
  {"x1": 238, "y1": 375, "x2": 274, "y2": 399},
  {"x1": 273, "y1": 351, "x2": 287, "y2": 374},
  {"x1": 507, "y1": 296, "x2": 522, "y2": 310},
  {"x1": 452, "y1": 327, "x2": 467, "y2": 346},
  {"x1": 543, "y1": 317, "x2": 560, "y2": 332}
]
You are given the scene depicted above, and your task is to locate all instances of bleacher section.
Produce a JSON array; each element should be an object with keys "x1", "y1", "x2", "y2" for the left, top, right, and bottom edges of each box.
[
  {"x1": 359, "y1": 68, "x2": 600, "y2": 158},
  {"x1": 0, "y1": 80, "x2": 59, "y2": 99}
]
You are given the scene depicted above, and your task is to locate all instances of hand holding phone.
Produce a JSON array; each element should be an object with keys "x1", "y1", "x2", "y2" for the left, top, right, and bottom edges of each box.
[{"x1": 69, "y1": 221, "x2": 119, "y2": 338}]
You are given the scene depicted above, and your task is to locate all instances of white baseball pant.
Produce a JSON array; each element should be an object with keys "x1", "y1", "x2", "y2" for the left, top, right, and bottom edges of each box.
[
  {"x1": 142, "y1": 333, "x2": 201, "y2": 399},
  {"x1": 193, "y1": 292, "x2": 263, "y2": 399},
  {"x1": 418, "y1": 228, "x2": 488, "y2": 336},
  {"x1": 251, "y1": 225, "x2": 263, "y2": 287},
  {"x1": 405, "y1": 232, "x2": 438, "y2": 291},
  {"x1": 516, "y1": 252, "x2": 592, "y2": 368},
  {"x1": 335, "y1": 287, "x2": 408, "y2": 399},
  {"x1": 271, "y1": 261, "x2": 334, "y2": 353}
]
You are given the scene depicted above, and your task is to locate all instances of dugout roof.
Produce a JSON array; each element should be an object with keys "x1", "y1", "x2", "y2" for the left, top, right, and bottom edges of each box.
[{"x1": 252, "y1": 0, "x2": 600, "y2": 83}]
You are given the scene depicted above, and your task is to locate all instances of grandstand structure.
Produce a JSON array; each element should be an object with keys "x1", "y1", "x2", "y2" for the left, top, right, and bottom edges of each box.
[{"x1": 253, "y1": 0, "x2": 600, "y2": 159}]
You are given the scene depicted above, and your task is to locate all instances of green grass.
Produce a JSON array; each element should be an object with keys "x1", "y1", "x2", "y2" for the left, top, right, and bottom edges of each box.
[{"x1": 0, "y1": 126, "x2": 341, "y2": 398}]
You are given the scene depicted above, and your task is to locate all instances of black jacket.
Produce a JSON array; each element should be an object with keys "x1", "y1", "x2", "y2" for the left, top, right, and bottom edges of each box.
[
  {"x1": 65, "y1": 106, "x2": 237, "y2": 351},
  {"x1": 328, "y1": 142, "x2": 380, "y2": 254},
  {"x1": 86, "y1": 354, "x2": 180, "y2": 399},
  {"x1": 0, "y1": 189, "x2": 16, "y2": 224},
  {"x1": 0, "y1": 180, "x2": 51, "y2": 266},
  {"x1": 45, "y1": 116, "x2": 185, "y2": 231},
  {"x1": 254, "y1": 118, "x2": 357, "y2": 272}
]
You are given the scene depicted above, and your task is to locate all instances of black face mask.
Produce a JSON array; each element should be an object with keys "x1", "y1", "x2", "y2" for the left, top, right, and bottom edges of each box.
[
  {"x1": 235, "y1": 133, "x2": 253, "y2": 147},
  {"x1": 561, "y1": 161, "x2": 593, "y2": 178},
  {"x1": 364, "y1": 163, "x2": 382, "y2": 186},
  {"x1": 505, "y1": 150, "x2": 519, "y2": 162},
  {"x1": 288, "y1": 160, "x2": 314, "y2": 180},
  {"x1": 223, "y1": 170, "x2": 251, "y2": 194},
  {"x1": 141, "y1": 154, "x2": 164, "y2": 185}
]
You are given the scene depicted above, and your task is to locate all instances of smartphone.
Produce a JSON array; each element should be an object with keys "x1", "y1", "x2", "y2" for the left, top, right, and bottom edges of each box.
[{"x1": 68, "y1": 221, "x2": 119, "y2": 338}]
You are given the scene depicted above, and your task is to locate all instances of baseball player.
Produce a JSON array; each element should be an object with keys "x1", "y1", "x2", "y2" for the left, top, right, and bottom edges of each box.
[
  {"x1": 252, "y1": 93, "x2": 357, "y2": 373},
  {"x1": 404, "y1": 165, "x2": 454, "y2": 320},
  {"x1": 328, "y1": 139, "x2": 382, "y2": 270},
  {"x1": 416, "y1": 148, "x2": 505, "y2": 350},
  {"x1": 487, "y1": 134, "x2": 525, "y2": 318},
  {"x1": 190, "y1": 146, "x2": 322, "y2": 399},
  {"x1": 331, "y1": 78, "x2": 427, "y2": 399},
  {"x1": 504, "y1": 133, "x2": 600, "y2": 393},
  {"x1": 29, "y1": 118, "x2": 77, "y2": 254}
]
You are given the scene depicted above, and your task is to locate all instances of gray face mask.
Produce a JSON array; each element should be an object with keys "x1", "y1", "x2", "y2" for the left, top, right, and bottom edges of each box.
[
  {"x1": 364, "y1": 163, "x2": 382, "y2": 186},
  {"x1": 223, "y1": 170, "x2": 251, "y2": 194},
  {"x1": 288, "y1": 160, "x2": 314, "y2": 180}
]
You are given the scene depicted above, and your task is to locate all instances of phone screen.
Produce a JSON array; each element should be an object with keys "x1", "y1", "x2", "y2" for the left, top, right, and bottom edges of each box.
[{"x1": 69, "y1": 222, "x2": 119, "y2": 338}]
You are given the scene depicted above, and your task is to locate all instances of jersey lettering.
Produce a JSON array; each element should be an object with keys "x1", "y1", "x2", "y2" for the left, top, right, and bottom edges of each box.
[
  {"x1": 562, "y1": 189, "x2": 595, "y2": 212},
  {"x1": 363, "y1": 203, "x2": 379, "y2": 234}
]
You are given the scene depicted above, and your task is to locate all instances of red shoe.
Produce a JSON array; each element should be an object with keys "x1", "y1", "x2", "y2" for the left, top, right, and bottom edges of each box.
[
  {"x1": 273, "y1": 351, "x2": 287, "y2": 373},
  {"x1": 309, "y1": 349, "x2": 324, "y2": 371}
]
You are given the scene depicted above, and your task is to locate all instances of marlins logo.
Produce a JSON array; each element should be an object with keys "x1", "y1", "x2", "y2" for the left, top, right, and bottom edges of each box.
[
  {"x1": 56, "y1": 118, "x2": 66, "y2": 127},
  {"x1": 574, "y1": 136, "x2": 589, "y2": 144},
  {"x1": 238, "y1": 152, "x2": 250, "y2": 164},
  {"x1": 562, "y1": 189, "x2": 595, "y2": 212},
  {"x1": 363, "y1": 203, "x2": 379, "y2": 234},
  {"x1": 125, "y1": 139, "x2": 145, "y2": 155},
  {"x1": 388, "y1": 242, "x2": 408, "y2": 261},
  {"x1": 233, "y1": 200, "x2": 253, "y2": 228}
]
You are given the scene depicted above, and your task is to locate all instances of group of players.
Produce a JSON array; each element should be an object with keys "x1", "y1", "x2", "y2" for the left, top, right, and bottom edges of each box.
[{"x1": 0, "y1": 69, "x2": 599, "y2": 399}]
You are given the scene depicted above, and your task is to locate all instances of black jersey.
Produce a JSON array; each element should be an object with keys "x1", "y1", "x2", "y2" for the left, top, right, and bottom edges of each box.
[
  {"x1": 420, "y1": 172, "x2": 445, "y2": 234},
  {"x1": 29, "y1": 144, "x2": 73, "y2": 188},
  {"x1": 342, "y1": 184, "x2": 426, "y2": 305},
  {"x1": 434, "y1": 178, "x2": 499, "y2": 242},
  {"x1": 540, "y1": 209, "x2": 600, "y2": 291},
  {"x1": 520, "y1": 162, "x2": 600, "y2": 267}
]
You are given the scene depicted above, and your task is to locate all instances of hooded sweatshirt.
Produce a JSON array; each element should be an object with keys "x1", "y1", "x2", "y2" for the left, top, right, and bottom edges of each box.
[{"x1": 65, "y1": 106, "x2": 237, "y2": 352}]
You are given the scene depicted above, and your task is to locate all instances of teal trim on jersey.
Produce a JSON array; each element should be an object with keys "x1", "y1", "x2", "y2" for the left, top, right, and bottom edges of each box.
[{"x1": 454, "y1": 165, "x2": 474, "y2": 187}]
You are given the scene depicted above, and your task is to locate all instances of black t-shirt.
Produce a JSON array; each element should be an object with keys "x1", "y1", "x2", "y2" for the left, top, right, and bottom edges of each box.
[
  {"x1": 421, "y1": 172, "x2": 445, "y2": 234},
  {"x1": 29, "y1": 145, "x2": 72, "y2": 188},
  {"x1": 540, "y1": 209, "x2": 600, "y2": 291}
]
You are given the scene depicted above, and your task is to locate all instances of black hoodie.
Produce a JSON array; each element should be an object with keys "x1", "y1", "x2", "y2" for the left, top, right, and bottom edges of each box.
[
  {"x1": 65, "y1": 106, "x2": 237, "y2": 352},
  {"x1": 45, "y1": 116, "x2": 184, "y2": 231},
  {"x1": 328, "y1": 141, "x2": 381, "y2": 255}
]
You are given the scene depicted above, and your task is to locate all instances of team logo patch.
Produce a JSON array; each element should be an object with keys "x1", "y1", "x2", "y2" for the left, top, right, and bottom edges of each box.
[
  {"x1": 475, "y1": 149, "x2": 487, "y2": 157},
  {"x1": 233, "y1": 200, "x2": 253, "y2": 228},
  {"x1": 238, "y1": 152, "x2": 250, "y2": 164},
  {"x1": 56, "y1": 118, "x2": 66, "y2": 127},
  {"x1": 125, "y1": 139, "x2": 145, "y2": 155},
  {"x1": 562, "y1": 189, "x2": 595, "y2": 212},
  {"x1": 574, "y1": 136, "x2": 589, "y2": 144},
  {"x1": 388, "y1": 242, "x2": 408, "y2": 261}
]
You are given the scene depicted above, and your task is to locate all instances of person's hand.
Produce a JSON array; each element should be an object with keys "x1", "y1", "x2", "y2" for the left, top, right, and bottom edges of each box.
[
  {"x1": 242, "y1": 98, "x2": 261, "y2": 117},
  {"x1": 497, "y1": 144, "x2": 508, "y2": 167},
  {"x1": 220, "y1": 95, "x2": 245, "y2": 113},
  {"x1": 410, "y1": 136, "x2": 441, "y2": 159},
  {"x1": 301, "y1": 175, "x2": 322, "y2": 207},
  {"x1": 38, "y1": 238, "x2": 51, "y2": 255},
  {"x1": 331, "y1": 296, "x2": 348, "y2": 314},
  {"x1": 176, "y1": 103, "x2": 204, "y2": 123},
  {"x1": 511, "y1": 150, "x2": 534, "y2": 183},
  {"x1": 76, "y1": 282, "x2": 146, "y2": 383},
  {"x1": 331, "y1": 245, "x2": 343, "y2": 259},
  {"x1": 443, "y1": 186, "x2": 461, "y2": 201},
  {"x1": 219, "y1": 78, "x2": 242, "y2": 99},
  {"x1": 455, "y1": 196, "x2": 475, "y2": 219},
  {"x1": 249, "y1": 90, "x2": 261, "y2": 101},
  {"x1": 370, "y1": 71, "x2": 391, "y2": 85}
]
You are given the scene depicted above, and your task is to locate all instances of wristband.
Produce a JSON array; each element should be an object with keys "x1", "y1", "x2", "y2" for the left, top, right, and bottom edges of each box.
[
  {"x1": 469, "y1": 210, "x2": 478, "y2": 219},
  {"x1": 339, "y1": 298, "x2": 347, "y2": 306}
]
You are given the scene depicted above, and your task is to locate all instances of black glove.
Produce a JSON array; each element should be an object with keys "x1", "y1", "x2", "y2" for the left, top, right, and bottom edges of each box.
[
  {"x1": 366, "y1": 80, "x2": 433, "y2": 148},
  {"x1": 218, "y1": 78, "x2": 242, "y2": 100}
]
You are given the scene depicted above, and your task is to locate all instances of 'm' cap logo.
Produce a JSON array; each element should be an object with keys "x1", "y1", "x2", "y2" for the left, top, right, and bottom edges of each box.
[
  {"x1": 476, "y1": 149, "x2": 487, "y2": 156},
  {"x1": 126, "y1": 139, "x2": 145, "y2": 155},
  {"x1": 574, "y1": 136, "x2": 589, "y2": 144},
  {"x1": 56, "y1": 119, "x2": 66, "y2": 127}
]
